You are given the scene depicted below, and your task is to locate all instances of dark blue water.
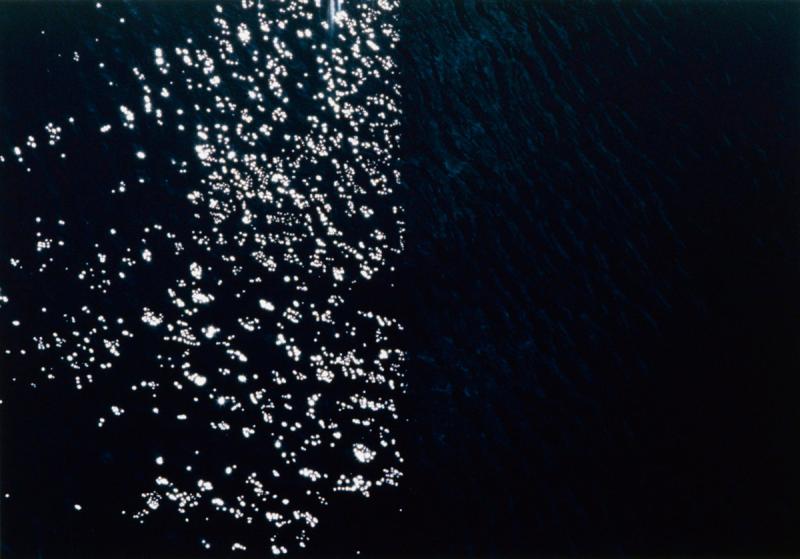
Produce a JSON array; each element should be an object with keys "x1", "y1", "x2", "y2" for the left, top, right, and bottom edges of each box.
[
  {"x1": 2, "y1": 1, "x2": 799, "y2": 557},
  {"x1": 396, "y1": 1, "x2": 800, "y2": 555}
]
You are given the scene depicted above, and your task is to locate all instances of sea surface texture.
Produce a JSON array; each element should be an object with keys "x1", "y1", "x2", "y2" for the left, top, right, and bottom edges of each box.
[
  {"x1": 398, "y1": 1, "x2": 800, "y2": 556},
  {"x1": 2, "y1": 0, "x2": 800, "y2": 557}
]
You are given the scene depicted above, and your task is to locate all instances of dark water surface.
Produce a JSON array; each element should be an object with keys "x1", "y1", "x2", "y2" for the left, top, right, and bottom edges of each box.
[
  {"x1": 398, "y1": 1, "x2": 800, "y2": 555},
  {"x1": 2, "y1": 0, "x2": 800, "y2": 557}
]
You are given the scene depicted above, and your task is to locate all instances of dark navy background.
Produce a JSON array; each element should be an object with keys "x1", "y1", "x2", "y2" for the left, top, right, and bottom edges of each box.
[{"x1": 2, "y1": 1, "x2": 800, "y2": 557}]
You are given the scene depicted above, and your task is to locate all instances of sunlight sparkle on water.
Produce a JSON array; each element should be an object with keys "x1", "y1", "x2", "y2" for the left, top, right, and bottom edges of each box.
[{"x1": 0, "y1": 0, "x2": 404, "y2": 554}]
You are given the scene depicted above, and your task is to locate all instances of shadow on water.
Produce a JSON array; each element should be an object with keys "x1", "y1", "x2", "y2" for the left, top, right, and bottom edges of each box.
[{"x1": 392, "y1": 0, "x2": 800, "y2": 556}]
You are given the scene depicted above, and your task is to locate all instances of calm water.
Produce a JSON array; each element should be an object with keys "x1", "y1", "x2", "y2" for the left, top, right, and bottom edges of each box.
[{"x1": 2, "y1": 0, "x2": 799, "y2": 557}]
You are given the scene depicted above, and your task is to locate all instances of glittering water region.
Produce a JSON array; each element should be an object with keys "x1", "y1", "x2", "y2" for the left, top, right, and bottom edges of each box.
[{"x1": 1, "y1": 0, "x2": 403, "y2": 554}]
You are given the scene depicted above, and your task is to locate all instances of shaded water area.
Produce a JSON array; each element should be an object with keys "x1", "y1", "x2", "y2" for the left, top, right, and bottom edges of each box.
[
  {"x1": 397, "y1": 1, "x2": 800, "y2": 555},
  {"x1": 1, "y1": 0, "x2": 800, "y2": 557}
]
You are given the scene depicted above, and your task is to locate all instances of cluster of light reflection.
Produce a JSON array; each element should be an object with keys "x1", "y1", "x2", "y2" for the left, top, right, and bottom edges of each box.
[{"x1": 0, "y1": 0, "x2": 403, "y2": 554}]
